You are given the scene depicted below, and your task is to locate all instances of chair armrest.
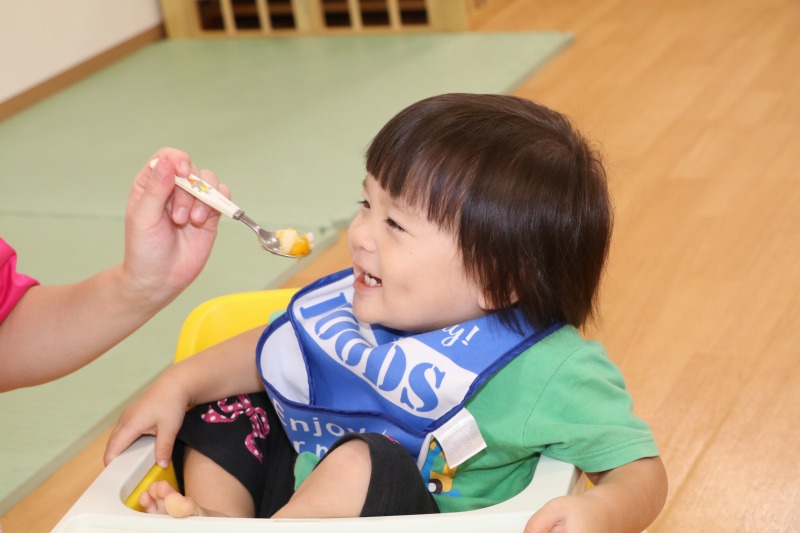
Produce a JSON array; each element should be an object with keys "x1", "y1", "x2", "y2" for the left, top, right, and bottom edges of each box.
[
  {"x1": 481, "y1": 454, "x2": 580, "y2": 514},
  {"x1": 52, "y1": 436, "x2": 160, "y2": 531},
  {"x1": 54, "y1": 437, "x2": 578, "y2": 533}
]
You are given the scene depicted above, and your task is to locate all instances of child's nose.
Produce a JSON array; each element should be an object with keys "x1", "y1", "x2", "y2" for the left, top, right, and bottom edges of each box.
[{"x1": 347, "y1": 213, "x2": 375, "y2": 253}]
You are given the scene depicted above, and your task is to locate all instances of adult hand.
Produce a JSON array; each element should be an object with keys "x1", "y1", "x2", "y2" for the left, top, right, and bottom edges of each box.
[{"x1": 122, "y1": 147, "x2": 231, "y2": 308}]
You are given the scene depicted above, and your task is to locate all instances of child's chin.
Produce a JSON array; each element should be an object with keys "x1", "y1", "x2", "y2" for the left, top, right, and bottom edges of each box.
[
  {"x1": 352, "y1": 301, "x2": 393, "y2": 329},
  {"x1": 350, "y1": 299, "x2": 371, "y2": 323}
]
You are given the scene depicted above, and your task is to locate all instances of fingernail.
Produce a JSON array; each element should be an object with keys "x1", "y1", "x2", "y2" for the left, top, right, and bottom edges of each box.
[
  {"x1": 154, "y1": 162, "x2": 168, "y2": 182},
  {"x1": 148, "y1": 158, "x2": 166, "y2": 181},
  {"x1": 179, "y1": 160, "x2": 190, "y2": 176},
  {"x1": 191, "y1": 205, "x2": 207, "y2": 222},
  {"x1": 174, "y1": 206, "x2": 189, "y2": 223},
  {"x1": 158, "y1": 460, "x2": 169, "y2": 469}
]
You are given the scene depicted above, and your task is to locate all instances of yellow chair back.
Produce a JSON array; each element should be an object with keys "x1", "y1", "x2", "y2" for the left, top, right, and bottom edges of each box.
[{"x1": 174, "y1": 289, "x2": 297, "y2": 362}]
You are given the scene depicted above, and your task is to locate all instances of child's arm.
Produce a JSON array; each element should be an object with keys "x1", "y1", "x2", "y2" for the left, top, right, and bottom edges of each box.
[
  {"x1": 524, "y1": 456, "x2": 667, "y2": 533},
  {"x1": 103, "y1": 325, "x2": 265, "y2": 468}
]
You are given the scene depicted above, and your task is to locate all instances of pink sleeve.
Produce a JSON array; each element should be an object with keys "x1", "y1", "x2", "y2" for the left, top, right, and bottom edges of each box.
[{"x1": 0, "y1": 237, "x2": 40, "y2": 323}]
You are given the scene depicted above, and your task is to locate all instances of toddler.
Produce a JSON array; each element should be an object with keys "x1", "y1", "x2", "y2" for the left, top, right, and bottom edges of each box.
[{"x1": 105, "y1": 94, "x2": 667, "y2": 532}]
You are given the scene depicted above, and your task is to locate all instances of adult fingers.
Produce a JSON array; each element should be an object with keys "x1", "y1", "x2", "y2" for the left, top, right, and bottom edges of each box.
[
  {"x1": 186, "y1": 168, "x2": 223, "y2": 225},
  {"x1": 130, "y1": 157, "x2": 177, "y2": 228}
]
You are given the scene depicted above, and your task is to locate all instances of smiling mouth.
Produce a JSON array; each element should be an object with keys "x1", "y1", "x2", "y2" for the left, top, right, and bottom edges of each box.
[{"x1": 363, "y1": 272, "x2": 383, "y2": 287}]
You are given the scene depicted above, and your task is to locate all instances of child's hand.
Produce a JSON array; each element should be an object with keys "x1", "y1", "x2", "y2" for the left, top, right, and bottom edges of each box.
[
  {"x1": 525, "y1": 457, "x2": 667, "y2": 533},
  {"x1": 103, "y1": 370, "x2": 190, "y2": 468},
  {"x1": 104, "y1": 327, "x2": 266, "y2": 467},
  {"x1": 524, "y1": 494, "x2": 609, "y2": 533}
]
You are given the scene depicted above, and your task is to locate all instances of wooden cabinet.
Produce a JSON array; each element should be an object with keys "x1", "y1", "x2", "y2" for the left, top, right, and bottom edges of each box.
[{"x1": 160, "y1": 0, "x2": 515, "y2": 37}]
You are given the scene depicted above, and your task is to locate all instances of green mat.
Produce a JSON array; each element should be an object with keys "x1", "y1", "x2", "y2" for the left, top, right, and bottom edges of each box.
[{"x1": 0, "y1": 32, "x2": 572, "y2": 514}]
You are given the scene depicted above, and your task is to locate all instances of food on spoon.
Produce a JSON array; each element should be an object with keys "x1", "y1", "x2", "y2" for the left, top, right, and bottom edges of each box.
[{"x1": 275, "y1": 228, "x2": 314, "y2": 257}]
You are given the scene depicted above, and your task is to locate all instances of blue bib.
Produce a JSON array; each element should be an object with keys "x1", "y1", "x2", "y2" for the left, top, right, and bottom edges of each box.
[{"x1": 257, "y1": 269, "x2": 558, "y2": 461}]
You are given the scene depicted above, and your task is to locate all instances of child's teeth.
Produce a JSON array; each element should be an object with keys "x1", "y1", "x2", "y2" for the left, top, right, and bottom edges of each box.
[{"x1": 364, "y1": 273, "x2": 380, "y2": 287}]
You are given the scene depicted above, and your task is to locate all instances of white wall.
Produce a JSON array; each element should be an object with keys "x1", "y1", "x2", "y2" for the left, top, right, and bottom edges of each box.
[{"x1": 0, "y1": 0, "x2": 163, "y2": 103}]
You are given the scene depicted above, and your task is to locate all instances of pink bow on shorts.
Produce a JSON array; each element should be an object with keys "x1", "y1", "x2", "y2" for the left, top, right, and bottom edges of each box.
[{"x1": 202, "y1": 394, "x2": 269, "y2": 462}]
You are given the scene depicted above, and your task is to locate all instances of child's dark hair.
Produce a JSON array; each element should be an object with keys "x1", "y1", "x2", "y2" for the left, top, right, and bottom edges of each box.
[{"x1": 365, "y1": 93, "x2": 612, "y2": 331}]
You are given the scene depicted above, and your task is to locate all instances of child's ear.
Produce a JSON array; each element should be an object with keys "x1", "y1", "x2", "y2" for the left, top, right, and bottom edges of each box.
[
  {"x1": 478, "y1": 290, "x2": 518, "y2": 311},
  {"x1": 478, "y1": 293, "x2": 490, "y2": 311}
]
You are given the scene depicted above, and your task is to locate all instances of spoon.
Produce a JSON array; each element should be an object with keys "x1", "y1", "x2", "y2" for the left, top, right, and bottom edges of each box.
[{"x1": 150, "y1": 159, "x2": 309, "y2": 258}]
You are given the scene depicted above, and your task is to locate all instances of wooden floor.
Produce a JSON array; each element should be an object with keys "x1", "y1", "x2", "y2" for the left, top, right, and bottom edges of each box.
[{"x1": 4, "y1": 0, "x2": 800, "y2": 530}]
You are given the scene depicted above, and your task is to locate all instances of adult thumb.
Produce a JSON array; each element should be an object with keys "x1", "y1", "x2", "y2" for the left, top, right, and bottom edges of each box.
[{"x1": 135, "y1": 159, "x2": 175, "y2": 225}]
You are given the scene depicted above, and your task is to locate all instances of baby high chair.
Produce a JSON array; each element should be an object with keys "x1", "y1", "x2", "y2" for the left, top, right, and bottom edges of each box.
[{"x1": 54, "y1": 289, "x2": 580, "y2": 532}]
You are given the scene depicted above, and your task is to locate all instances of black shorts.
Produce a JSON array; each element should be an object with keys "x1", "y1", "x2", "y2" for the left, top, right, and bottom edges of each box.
[{"x1": 174, "y1": 391, "x2": 439, "y2": 518}]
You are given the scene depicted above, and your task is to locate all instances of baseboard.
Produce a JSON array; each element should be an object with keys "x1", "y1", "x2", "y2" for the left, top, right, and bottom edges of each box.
[{"x1": 0, "y1": 25, "x2": 165, "y2": 122}]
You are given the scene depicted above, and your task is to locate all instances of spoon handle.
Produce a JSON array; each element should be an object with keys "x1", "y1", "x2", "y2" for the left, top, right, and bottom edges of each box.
[
  {"x1": 174, "y1": 174, "x2": 242, "y2": 219},
  {"x1": 149, "y1": 158, "x2": 241, "y2": 218}
]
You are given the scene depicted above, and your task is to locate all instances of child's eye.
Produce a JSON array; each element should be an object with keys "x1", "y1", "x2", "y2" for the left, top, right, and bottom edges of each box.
[
  {"x1": 358, "y1": 199, "x2": 370, "y2": 209},
  {"x1": 384, "y1": 218, "x2": 406, "y2": 233}
]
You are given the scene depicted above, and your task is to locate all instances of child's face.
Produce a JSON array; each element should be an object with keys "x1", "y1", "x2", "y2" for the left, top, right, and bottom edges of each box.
[{"x1": 347, "y1": 175, "x2": 487, "y2": 333}]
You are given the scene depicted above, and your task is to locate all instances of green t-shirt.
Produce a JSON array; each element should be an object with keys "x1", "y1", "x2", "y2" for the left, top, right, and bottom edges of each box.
[
  {"x1": 426, "y1": 325, "x2": 658, "y2": 512},
  {"x1": 288, "y1": 325, "x2": 658, "y2": 513}
]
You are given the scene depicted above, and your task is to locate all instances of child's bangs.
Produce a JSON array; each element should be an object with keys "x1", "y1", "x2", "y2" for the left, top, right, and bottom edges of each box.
[{"x1": 366, "y1": 136, "x2": 473, "y2": 234}]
